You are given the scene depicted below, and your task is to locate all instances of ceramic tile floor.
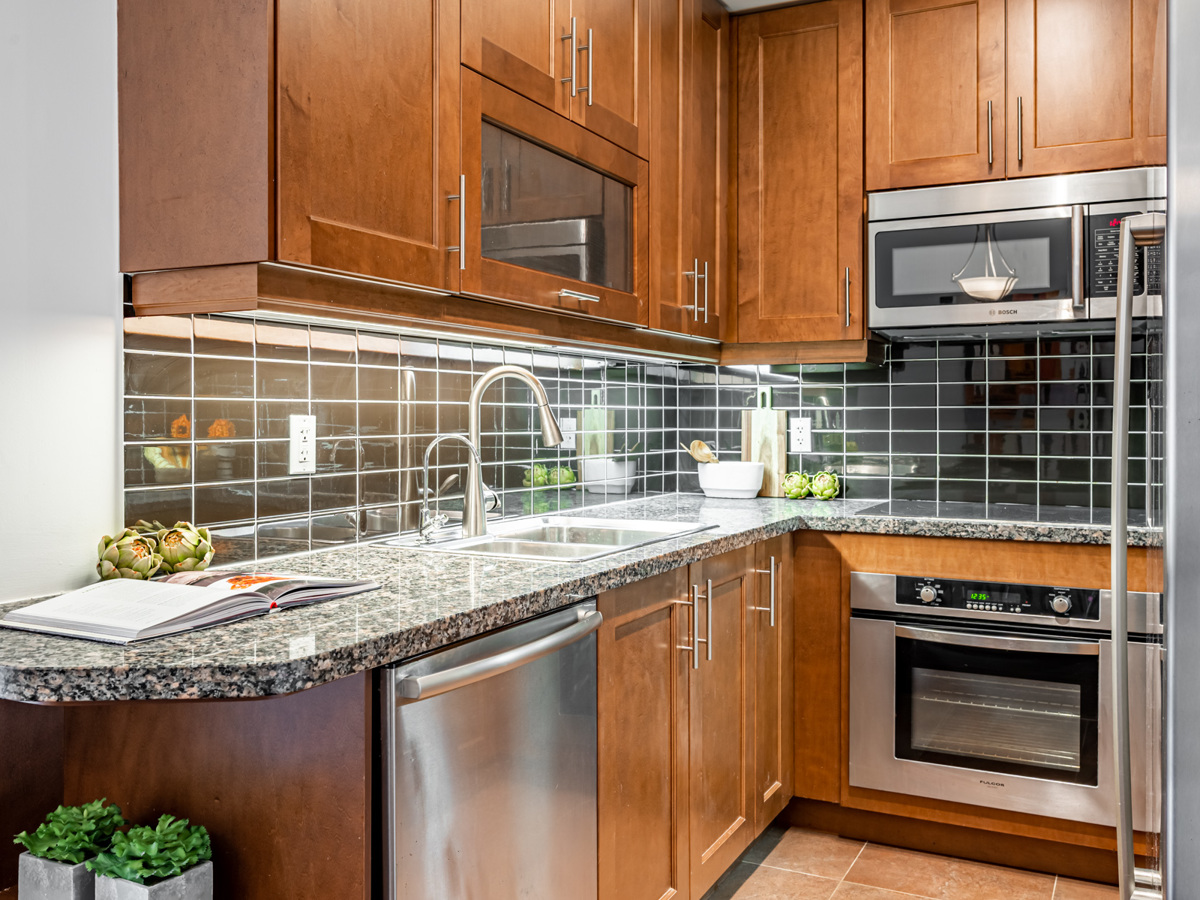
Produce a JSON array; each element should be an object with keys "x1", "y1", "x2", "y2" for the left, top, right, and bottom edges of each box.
[{"x1": 703, "y1": 826, "x2": 1119, "y2": 900}]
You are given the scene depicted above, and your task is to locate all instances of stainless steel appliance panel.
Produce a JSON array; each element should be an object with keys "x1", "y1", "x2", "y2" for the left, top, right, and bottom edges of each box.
[{"x1": 383, "y1": 602, "x2": 600, "y2": 900}]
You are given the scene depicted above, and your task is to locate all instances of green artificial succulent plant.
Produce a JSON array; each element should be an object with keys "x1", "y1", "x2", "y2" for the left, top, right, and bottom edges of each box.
[
  {"x1": 154, "y1": 522, "x2": 214, "y2": 574},
  {"x1": 97, "y1": 529, "x2": 163, "y2": 581},
  {"x1": 86, "y1": 814, "x2": 211, "y2": 885},
  {"x1": 782, "y1": 471, "x2": 810, "y2": 499},
  {"x1": 810, "y1": 469, "x2": 840, "y2": 500},
  {"x1": 13, "y1": 799, "x2": 126, "y2": 864}
]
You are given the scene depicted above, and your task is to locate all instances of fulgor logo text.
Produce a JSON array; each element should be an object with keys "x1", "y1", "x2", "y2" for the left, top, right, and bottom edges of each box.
[{"x1": 979, "y1": 779, "x2": 1005, "y2": 787}]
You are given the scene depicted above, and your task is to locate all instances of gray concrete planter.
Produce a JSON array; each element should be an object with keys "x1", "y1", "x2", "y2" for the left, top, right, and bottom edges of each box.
[
  {"x1": 94, "y1": 862, "x2": 213, "y2": 900},
  {"x1": 17, "y1": 852, "x2": 95, "y2": 900}
]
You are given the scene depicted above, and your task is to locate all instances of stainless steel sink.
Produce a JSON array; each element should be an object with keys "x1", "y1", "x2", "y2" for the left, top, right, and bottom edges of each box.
[{"x1": 386, "y1": 516, "x2": 717, "y2": 562}]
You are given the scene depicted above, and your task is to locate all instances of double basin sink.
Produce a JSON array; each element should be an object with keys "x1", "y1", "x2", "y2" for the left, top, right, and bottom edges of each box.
[{"x1": 388, "y1": 516, "x2": 717, "y2": 562}]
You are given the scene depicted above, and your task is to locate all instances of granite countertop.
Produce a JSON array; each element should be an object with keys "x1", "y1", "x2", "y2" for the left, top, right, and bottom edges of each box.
[{"x1": 0, "y1": 494, "x2": 1160, "y2": 703}]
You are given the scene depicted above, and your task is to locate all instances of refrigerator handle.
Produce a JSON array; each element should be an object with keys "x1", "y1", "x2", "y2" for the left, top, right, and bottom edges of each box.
[
  {"x1": 394, "y1": 609, "x2": 603, "y2": 701},
  {"x1": 1112, "y1": 211, "x2": 1165, "y2": 900}
]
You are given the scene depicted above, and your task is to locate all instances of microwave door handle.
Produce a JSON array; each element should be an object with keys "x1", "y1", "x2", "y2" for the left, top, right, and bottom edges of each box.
[
  {"x1": 893, "y1": 625, "x2": 1099, "y2": 656},
  {"x1": 1072, "y1": 205, "x2": 1086, "y2": 311},
  {"x1": 1112, "y1": 211, "x2": 1166, "y2": 900}
]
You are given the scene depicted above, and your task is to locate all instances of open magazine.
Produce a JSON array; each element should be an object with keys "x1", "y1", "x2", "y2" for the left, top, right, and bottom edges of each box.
[{"x1": 0, "y1": 570, "x2": 379, "y2": 645}]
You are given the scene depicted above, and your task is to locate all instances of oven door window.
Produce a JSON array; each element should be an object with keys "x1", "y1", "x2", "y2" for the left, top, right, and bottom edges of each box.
[
  {"x1": 895, "y1": 635, "x2": 1099, "y2": 785},
  {"x1": 874, "y1": 214, "x2": 1072, "y2": 309}
]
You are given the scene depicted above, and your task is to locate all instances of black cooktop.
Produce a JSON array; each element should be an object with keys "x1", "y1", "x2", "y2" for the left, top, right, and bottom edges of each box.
[{"x1": 852, "y1": 500, "x2": 1149, "y2": 527}]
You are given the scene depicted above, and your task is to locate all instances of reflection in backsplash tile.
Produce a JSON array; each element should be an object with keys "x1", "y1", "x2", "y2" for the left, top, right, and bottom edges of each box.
[{"x1": 123, "y1": 316, "x2": 1162, "y2": 563}]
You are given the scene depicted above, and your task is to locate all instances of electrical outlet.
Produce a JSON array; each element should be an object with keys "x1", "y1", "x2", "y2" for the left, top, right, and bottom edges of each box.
[
  {"x1": 789, "y1": 416, "x2": 812, "y2": 453},
  {"x1": 559, "y1": 416, "x2": 577, "y2": 451},
  {"x1": 288, "y1": 414, "x2": 317, "y2": 475}
]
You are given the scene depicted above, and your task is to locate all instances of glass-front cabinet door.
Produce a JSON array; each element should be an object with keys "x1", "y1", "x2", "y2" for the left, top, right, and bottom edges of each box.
[{"x1": 461, "y1": 70, "x2": 648, "y2": 326}]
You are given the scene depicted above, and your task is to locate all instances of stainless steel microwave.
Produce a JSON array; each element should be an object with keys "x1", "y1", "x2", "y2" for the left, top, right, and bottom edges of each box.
[{"x1": 867, "y1": 168, "x2": 1165, "y2": 334}]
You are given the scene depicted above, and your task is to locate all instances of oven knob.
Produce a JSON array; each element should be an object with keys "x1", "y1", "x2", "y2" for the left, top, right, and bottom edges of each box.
[
  {"x1": 1051, "y1": 594, "x2": 1073, "y2": 615},
  {"x1": 919, "y1": 586, "x2": 937, "y2": 604}
]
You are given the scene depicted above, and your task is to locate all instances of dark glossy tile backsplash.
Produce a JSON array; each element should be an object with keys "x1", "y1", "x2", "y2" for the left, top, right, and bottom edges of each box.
[{"x1": 123, "y1": 316, "x2": 1161, "y2": 563}]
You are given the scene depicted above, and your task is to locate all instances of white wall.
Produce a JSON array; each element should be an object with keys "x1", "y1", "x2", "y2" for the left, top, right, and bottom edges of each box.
[{"x1": 0, "y1": 2, "x2": 122, "y2": 602}]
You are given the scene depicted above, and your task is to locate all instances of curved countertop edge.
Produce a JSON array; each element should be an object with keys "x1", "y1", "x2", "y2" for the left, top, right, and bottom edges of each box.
[{"x1": 0, "y1": 496, "x2": 1162, "y2": 703}]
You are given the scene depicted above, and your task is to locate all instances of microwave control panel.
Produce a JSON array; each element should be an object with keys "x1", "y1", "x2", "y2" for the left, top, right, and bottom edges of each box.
[
  {"x1": 1089, "y1": 210, "x2": 1163, "y2": 298},
  {"x1": 895, "y1": 575, "x2": 1102, "y2": 620}
]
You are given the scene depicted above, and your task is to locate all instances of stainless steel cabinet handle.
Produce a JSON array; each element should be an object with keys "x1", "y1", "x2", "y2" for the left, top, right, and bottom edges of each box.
[
  {"x1": 447, "y1": 174, "x2": 465, "y2": 271},
  {"x1": 702, "y1": 260, "x2": 709, "y2": 324},
  {"x1": 754, "y1": 556, "x2": 776, "y2": 627},
  {"x1": 559, "y1": 288, "x2": 600, "y2": 303},
  {"x1": 844, "y1": 267, "x2": 851, "y2": 328},
  {"x1": 987, "y1": 99, "x2": 993, "y2": 166},
  {"x1": 580, "y1": 28, "x2": 593, "y2": 106},
  {"x1": 1017, "y1": 96, "x2": 1023, "y2": 163},
  {"x1": 395, "y1": 609, "x2": 603, "y2": 700},
  {"x1": 684, "y1": 259, "x2": 700, "y2": 321},
  {"x1": 1071, "y1": 205, "x2": 1086, "y2": 310},
  {"x1": 1112, "y1": 211, "x2": 1166, "y2": 900},
  {"x1": 704, "y1": 578, "x2": 713, "y2": 661},
  {"x1": 561, "y1": 18, "x2": 577, "y2": 97},
  {"x1": 679, "y1": 584, "x2": 708, "y2": 669},
  {"x1": 894, "y1": 624, "x2": 1099, "y2": 656}
]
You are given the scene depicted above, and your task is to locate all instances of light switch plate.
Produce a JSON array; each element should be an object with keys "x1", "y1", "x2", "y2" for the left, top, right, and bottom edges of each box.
[
  {"x1": 288, "y1": 414, "x2": 317, "y2": 475},
  {"x1": 789, "y1": 416, "x2": 812, "y2": 453},
  {"x1": 559, "y1": 417, "x2": 577, "y2": 451}
]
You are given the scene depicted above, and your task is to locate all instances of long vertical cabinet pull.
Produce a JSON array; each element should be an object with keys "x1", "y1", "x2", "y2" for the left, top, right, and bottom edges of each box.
[
  {"x1": 753, "y1": 557, "x2": 776, "y2": 627},
  {"x1": 561, "y1": 18, "x2": 577, "y2": 96},
  {"x1": 678, "y1": 583, "x2": 708, "y2": 668},
  {"x1": 684, "y1": 259, "x2": 700, "y2": 321},
  {"x1": 702, "y1": 260, "x2": 709, "y2": 324},
  {"x1": 987, "y1": 100, "x2": 993, "y2": 166},
  {"x1": 844, "y1": 268, "x2": 851, "y2": 328},
  {"x1": 447, "y1": 175, "x2": 465, "y2": 271},
  {"x1": 1017, "y1": 97, "x2": 1024, "y2": 163},
  {"x1": 1111, "y1": 212, "x2": 1166, "y2": 900},
  {"x1": 704, "y1": 579, "x2": 713, "y2": 661},
  {"x1": 582, "y1": 28, "x2": 594, "y2": 106}
]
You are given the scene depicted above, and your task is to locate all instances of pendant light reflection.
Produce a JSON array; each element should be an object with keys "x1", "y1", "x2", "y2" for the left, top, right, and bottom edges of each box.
[{"x1": 952, "y1": 224, "x2": 1019, "y2": 301}]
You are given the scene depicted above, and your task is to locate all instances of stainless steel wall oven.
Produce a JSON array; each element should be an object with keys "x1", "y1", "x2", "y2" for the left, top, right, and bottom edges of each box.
[{"x1": 849, "y1": 572, "x2": 1161, "y2": 830}]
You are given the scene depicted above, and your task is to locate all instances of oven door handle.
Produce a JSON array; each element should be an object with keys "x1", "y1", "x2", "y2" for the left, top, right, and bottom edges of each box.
[{"x1": 894, "y1": 625, "x2": 1100, "y2": 656}]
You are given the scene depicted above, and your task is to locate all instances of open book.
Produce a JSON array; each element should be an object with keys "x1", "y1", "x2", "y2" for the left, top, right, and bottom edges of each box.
[{"x1": 0, "y1": 570, "x2": 380, "y2": 645}]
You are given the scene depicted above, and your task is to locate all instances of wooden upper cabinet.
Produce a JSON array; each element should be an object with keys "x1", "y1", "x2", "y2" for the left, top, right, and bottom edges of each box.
[
  {"x1": 462, "y1": 0, "x2": 571, "y2": 117},
  {"x1": 735, "y1": 1, "x2": 864, "y2": 344},
  {"x1": 463, "y1": 0, "x2": 649, "y2": 156},
  {"x1": 276, "y1": 0, "x2": 461, "y2": 291},
  {"x1": 1006, "y1": 0, "x2": 1166, "y2": 177},
  {"x1": 687, "y1": 547, "x2": 755, "y2": 899},
  {"x1": 865, "y1": 0, "x2": 1006, "y2": 190}
]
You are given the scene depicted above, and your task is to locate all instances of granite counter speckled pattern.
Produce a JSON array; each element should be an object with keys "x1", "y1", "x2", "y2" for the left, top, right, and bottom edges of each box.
[{"x1": 0, "y1": 495, "x2": 1160, "y2": 702}]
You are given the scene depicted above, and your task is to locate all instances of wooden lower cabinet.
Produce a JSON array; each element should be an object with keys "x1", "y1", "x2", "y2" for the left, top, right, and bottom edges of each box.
[{"x1": 598, "y1": 542, "x2": 789, "y2": 900}]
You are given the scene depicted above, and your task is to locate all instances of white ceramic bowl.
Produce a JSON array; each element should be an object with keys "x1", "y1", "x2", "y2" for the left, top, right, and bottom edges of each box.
[{"x1": 696, "y1": 461, "x2": 764, "y2": 499}]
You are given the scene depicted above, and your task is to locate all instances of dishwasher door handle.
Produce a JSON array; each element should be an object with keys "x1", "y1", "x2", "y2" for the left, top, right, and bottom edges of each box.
[{"x1": 395, "y1": 609, "x2": 603, "y2": 701}]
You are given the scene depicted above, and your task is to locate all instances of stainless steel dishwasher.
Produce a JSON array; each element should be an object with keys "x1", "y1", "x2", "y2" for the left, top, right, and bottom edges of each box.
[{"x1": 382, "y1": 600, "x2": 601, "y2": 900}]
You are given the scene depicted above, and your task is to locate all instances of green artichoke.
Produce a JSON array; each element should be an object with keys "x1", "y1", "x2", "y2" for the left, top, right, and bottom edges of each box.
[
  {"x1": 155, "y1": 522, "x2": 214, "y2": 574},
  {"x1": 810, "y1": 469, "x2": 840, "y2": 500},
  {"x1": 97, "y1": 529, "x2": 163, "y2": 581},
  {"x1": 782, "y1": 471, "x2": 810, "y2": 499},
  {"x1": 549, "y1": 466, "x2": 576, "y2": 485},
  {"x1": 522, "y1": 463, "x2": 550, "y2": 488}
]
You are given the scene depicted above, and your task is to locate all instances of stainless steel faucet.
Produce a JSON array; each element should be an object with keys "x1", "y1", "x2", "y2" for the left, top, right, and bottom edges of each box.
[
  {"x1": 465, "y1": 365, "x2": 564, "y2": 538},
  {"x1": 419, "y1": 434, "x2": 482, "y2": 542}
]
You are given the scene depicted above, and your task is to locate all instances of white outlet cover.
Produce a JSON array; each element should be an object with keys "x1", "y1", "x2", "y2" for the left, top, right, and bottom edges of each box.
[
  {"x1": 559, "y1": 416, "x2": 577, "y2": 451},
  {"x1": 789, "y1": 416, "x2": 813, "y2": 453},
  {"x1": 288, "y1": 414, "x2": 317, "y2": 475}
]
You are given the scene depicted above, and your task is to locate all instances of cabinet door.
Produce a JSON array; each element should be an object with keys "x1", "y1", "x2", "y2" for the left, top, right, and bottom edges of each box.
[
  {"x1": 1006, "y1": 0, "x2": 1166, "y2": 177},
  {"x1": 752, "y1": 535, "x2": 794, "y2": 830},
  {"x1": 571, "y1": 0, "x2": 651, "y2": 157},
  {"x1": 735, "y1": 1, "x2": 863, "y2": 344},
  {"x1": 687, "y1": 547, "x2": 755, "y2": 899},
  {"x1": 461, "y1": 0, "x2": 571, "y2": 117},
  {"x1": 597, "y1": 569, "x2": 690, "y2": 900},
  {"x1": 865, "y1": 0, "x2": 1005, "y2": 190},
  {"x1": 462, "y1": 71, "x2": 649, "y2": 326},
  {"x1": 277, "y1": 0, "x2": 461, "y2": 291}
]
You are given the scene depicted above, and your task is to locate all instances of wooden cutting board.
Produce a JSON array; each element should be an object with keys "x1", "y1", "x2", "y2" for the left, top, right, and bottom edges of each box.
[{"x1": 741, "y1": 409, "x2": 787, "y2": 497}]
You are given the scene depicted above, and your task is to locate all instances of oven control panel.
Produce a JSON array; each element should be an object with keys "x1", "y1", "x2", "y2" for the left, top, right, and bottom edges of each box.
[{"x1": 896, "y1": 576, "x2": 1101, "y2": 621}]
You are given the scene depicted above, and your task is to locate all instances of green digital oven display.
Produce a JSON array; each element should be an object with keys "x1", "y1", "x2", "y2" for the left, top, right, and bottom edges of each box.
[{"x1": 969, "y1": 591, "x2": 989, "y2": 602}]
